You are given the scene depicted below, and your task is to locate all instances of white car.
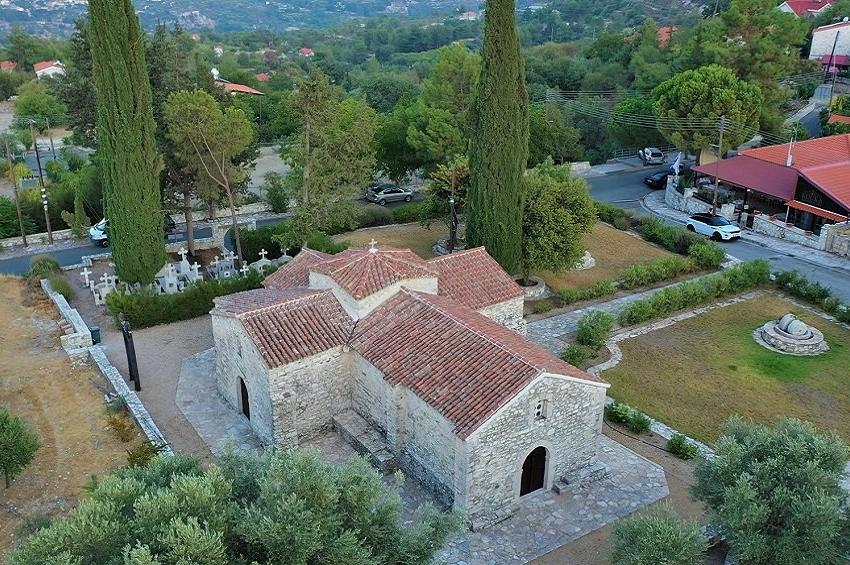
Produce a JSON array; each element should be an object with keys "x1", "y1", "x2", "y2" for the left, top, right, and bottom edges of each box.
[{"x1": 686, "y1": 213, "x2": 741, "y2": 241}]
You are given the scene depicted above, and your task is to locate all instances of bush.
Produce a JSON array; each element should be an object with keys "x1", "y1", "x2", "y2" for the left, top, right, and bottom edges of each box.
[
  {"x1": 774, "y1": 270, "x2": 834, "y2": 306},
  {"x1": 638, "y1": 216, "x2": 703, "y2": 255},
  {"x1": 126, "y1": 442, "x2": 167, "y2": 468},
  {"x1": 667, "y1": 433, "x2": 699, "y2": 460},
  {"x1": 627, "y1": 411, "x2": 652, "y2": 434},
  {"x1": 605, "y1": 401, "x2": 632, "y2": 425},
  {"x1": 262, "y1": 172, "x2": 289, "y2": 213},
  {"x1": 532, "y1": 300, "x2": 552, "y2": 314},
  {"x1": 0, "y1": 407, "x2": 41, "y2": 488},
  {"x1": 612, "y1": 503, "x2": 707, "y2": 565},
  {"x1": 106, "y1": 271, "x2": 265, "y2": 329},
  {"x1": 29, "y1": 254, "x2": 60, "y2": 279},
  {"x1": 618, "y1": 256, "x2": 693, "y2": 290},
  {"x1": 555, "y1": 279, "x2": 617, "y2": 306},
  {"x1": 0, "y1": 195, "x2": 37, "y2": 239},
  {"x1": 47, "y1": 273, "x2": 72, "y2": 301},
  {"x1": 392, "y1": 201, "x2": 431, "y2": 224},
  {"x1": 576, "y1": 310, "x2": 615, "y2": 349},
  {"x1": 595, "y1": 201, "x2": 633, "y2": 229},
  {"x1": 560, "y1": 344, "x2": 596, "y2": 367},
  {"x1": 303, "y1": 231, "x2": 350, "y2": 254},
  {"x1": 356, "y1": 204, "x2": 394, "y2": 229},
  {"x1": 688, "y1": 241, "x2": 726, "y2": 270},
  {"x1": 107, "y1": 412, "x2": 136, "y2": 443},
  {"x1": 240, "y1": 223, "x2": 289, "y2": 263}
]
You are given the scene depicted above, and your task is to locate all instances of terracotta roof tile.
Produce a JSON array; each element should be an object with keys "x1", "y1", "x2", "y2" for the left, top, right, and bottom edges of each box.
[
  {"x1": 428, "y1": 247, "x2": 523, "y2": 310},
  {"x1": 216, "y1": 288, "x2": 353, "y2": 367},
  {"x1": 33, "y1": 60, "x2": 61, "y2": 73},
  {"x1": 782, "y1": 0, "x2": 833, "y2": 15},
  {"x1": 312, "y1": 246, "x2": 436, "y2": 299},
  {"x1": 263, "y1": 248, "x2": 331, "y2": 290},
  {"x1": 351, "y1": 290, "x2": 606, "y2": 438},
  {"x1": 828, "y1": 114, "x2": 850, "y2": 125}
]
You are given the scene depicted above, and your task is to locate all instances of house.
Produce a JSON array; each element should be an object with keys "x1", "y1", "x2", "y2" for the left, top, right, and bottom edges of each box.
[
  {"x1": 693, "y1": 134, "x2": 850, "y2": 235},
  {"x1": 191, "y1": 33, "x2": 201, "y2": 42},
  {"x1": 828, "y1": 114, "x2": 850, "y2": 125},
  {"x1": 33, "y1": 60, "x2": 65, "y2": 79},
  {"x1": 810, "y1": 20, "x2": 850, "y2": 70},
  {"x1": 255, "y1": 72, "x2": 270, "y2": 83},
  {"x1": 0, "y1": 60, "x2": 17, "y2": 72},
  {"x1": 777, "y1": 0, "x2": 833, "y2": 17},
  {"x1": 214, "y1": 79, "x2": 264, "y2": 96},
  {"x1": 213, "y1": 46, "x2": 224, "y2": 57},
  {"x1": 458, "y1": 10, "x2": 479, "y2": 20},
  {"x1": 657, "y1": 26, "x2": 678, "y2": 48},
  {"x1": 210, "y1": 245, "x2": 610, "y2": 529},
  {"x1": 298, "y1": 47, "x2": 315, "y2": 57}
]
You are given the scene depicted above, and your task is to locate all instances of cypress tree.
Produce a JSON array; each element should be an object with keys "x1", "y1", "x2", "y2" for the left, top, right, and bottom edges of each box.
[
  {"x1": 89, "y1": 0, "x2": 165, "y2": 284},
  {"x1": 466, "y1": 0, "x2": 529, "y2": 274}
]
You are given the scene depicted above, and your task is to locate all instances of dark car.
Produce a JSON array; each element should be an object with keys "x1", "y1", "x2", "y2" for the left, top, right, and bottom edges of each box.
[{"x1": 643, "y1": 171, "x2": 669, "y2": 189}]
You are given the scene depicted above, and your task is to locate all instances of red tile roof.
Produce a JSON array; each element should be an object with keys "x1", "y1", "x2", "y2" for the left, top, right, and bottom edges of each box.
[
  {"x1": 215, "y1": 80, "x2": 264, "y2": 95},
  {"x1": 786, "y1": 199, "x2": 849, "y2": 222},
  {"x1": 33, "y1": 60, "x2": 61, "y2": 73},
  {"x1": 351, "y1": 290, "x2": 606, "y2": 438},
  {"x1": 428, "y1": 247, "x2": 523, "y2": 310},
  {"x1": 781, "y1": 0, "x2": 833, "y2": 16},
  {"x1": 828, "y1": 114, "x2": 850, "y2": 125},
  {"x1": 312, "y1": 246, "x2": 436, "y2": 299},
  {"x1": 216, "y1": 288, "x2": 354, "y2": 367},
  {"x1": 693, "y1": 155, "x2": 799, "y2": 201},
  {"x1": 263, "y1": 248, "x2": 331, "y2": 290},
  {"x1": 255, "y1": 72, "x2": 270, "y2": 82},
  {"x1": 656, "y1": 26, "x2": 677, "y2": 48},
  {"x1": 298, "y1": 47, "x2": 315, "y2": 56},
  {"x1": 0, "y1": 61, "x2": 16, "y2": 72}
]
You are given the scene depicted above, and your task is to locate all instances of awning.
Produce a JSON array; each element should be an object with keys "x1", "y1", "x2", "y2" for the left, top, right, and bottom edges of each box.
[
  {"x1": 785, "y1": 200, "x2": 849, "y2": 222},
  {"x1": 821, "y1": 55, "x2": 850, "y2": 66},
  {"x1": 693, "y1": 155, "x2": 798, "y2": 201}
]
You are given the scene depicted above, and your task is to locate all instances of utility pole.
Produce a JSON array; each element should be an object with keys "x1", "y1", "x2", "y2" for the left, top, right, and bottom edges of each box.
[
  {"x1": 828, "y1": 30, "x2": 842, "y2": 110},
  {"x1": 711, "y1": 116, "x2": 725, "y2": 215},
  {"x1": 45, "y1": 116, "x2": 56, "y2": 159},
  {"x1": 4, "y1": 137, "x2": 28, "y2": 247},
  {"x1": 448, "y1": 168, "x2": 458, "y2": 253},
  {"x1": 29, "y1": 119, "x2": 53, "y2": 244}
]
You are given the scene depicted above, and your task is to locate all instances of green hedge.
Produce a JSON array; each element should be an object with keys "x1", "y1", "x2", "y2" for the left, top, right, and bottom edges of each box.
[
  {"x1": 596, "y1": 202, "x2": 634, "y2": 230},
  {"x1": 105, "y1": 271, "x2": 265, "y2": 329},
  {"x1": 576, "y1": 310, "x2": 615, "y2": 349},
  {"x1": 637, "y1": 216, "x2": 704, "y2": 255},
  {"x1": 775, "y1": 270, "x2": 850, "y2": 324},
  {"x1": 618, "y1": 256, "x2": 693, "y2": 290},
  {"x1": 617, "y1": 260, "x2": 771, "y2": 326},
  {"x1": 555, "y1": 279, "x2": 617, "y2": 307},
  {"x1": 239, "y1": 223, "x2": 289, "y2": 263}
]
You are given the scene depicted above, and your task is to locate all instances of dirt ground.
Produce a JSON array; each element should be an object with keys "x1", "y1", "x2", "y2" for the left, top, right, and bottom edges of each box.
[
  {"x1": 534, "y1": 424, "x2": 725, "y2": 565},
  {"x1": 0, "y1": 277, "x2": 135, "y2": 559},
  {"x1": 63, "y1": 270, "x2": 215, "y2": 463},
  {"x1": 335, "y1": 223, "x2": 450, "y2": 259}
]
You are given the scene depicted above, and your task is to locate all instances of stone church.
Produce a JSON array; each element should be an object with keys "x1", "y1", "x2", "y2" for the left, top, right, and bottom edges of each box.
[{"x1": 210, "y1": 244, "x2": 609, "y2": 528}]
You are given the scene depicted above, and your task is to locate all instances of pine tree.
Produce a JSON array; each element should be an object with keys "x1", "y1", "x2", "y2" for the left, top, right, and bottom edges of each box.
[
  {"x1": 466, "y1": 0, "x2": 529, "y2": 274},
  {"x1": 89, "y1": 0, "x2": 166, "y2": 284}
]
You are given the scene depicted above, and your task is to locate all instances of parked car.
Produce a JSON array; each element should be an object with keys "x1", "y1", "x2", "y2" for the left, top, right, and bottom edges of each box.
[
  {"x1": 643, "y1": 171, "x2": 669, "y2": 189},
  {"x1": 365, "y1": 184, "x2": 414, "y2": 205},
  {"x1": 686, "y1": 213, "x2": 741, "y2": 241},
  {"x1": 89, "y1": 215, "x2": 177, "y2": 248},
  {"x1": 638, "y1": 147, "x2": 665, "y2": 166}
]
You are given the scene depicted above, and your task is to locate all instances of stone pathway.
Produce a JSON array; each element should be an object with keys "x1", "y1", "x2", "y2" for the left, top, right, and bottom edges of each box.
[
  {"x1": 176, "y1": 348, "x2": 264, "y2": 456},
  {"x1": 436, "y1": 436, "x2": 667, "y2": 565}
]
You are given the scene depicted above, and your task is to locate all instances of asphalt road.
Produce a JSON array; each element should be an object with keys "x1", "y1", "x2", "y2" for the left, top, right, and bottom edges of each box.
[{"x1": 586, "y1": 168, "x2": 850, "y2": 302}]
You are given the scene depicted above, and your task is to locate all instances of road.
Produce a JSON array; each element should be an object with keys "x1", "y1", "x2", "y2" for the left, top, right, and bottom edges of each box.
[{"x1": 586, "y1": 167, "x2": 850, "y2": 302}]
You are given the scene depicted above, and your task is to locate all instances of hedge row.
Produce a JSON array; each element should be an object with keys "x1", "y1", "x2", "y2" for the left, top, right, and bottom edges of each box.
[
  {"x1": 105, "y1": 271, "x2": 266, "y2": 329},
  {"x1": 617, "y1": 260, "x2": 771, "y2": 326},
  {"x1": 774, "y1": 270, "x2": 850, "y2": 324}
]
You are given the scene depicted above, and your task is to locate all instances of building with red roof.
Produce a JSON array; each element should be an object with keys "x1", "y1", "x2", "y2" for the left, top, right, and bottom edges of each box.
[
  {"x1": 828, "y1": 114, "x2": 850, "y2": 125},
  {"x1": 694, "y1": 134, "x2": 850, "y2": 233},
  {"x1": 656, "y1": 26, "x2": 678, "y2": 48},
  {"x1": 778, "y1": 0, "x2": 834, "y2": 17},
  {"x1": 298, "y1": 47, "x2": 315, "y2": 57},
  {"x1": 255, "y1": 72, "x2": 270, "y2": 82},
  {"x1": 810, "y1": 19, "x2": 850, "y2": 70},
  {"x1": 33, "y1": 60, "x2": 65, "y2": 79},
  {"x1": 212, "y1": 244, "x2": 611, "y2": 528},
  {"x1": 0, "y1": 60, "x2": 17, "y2": 72},
  {"x1": 214, "y1": 79, "x2": 264, "y2": 96}
]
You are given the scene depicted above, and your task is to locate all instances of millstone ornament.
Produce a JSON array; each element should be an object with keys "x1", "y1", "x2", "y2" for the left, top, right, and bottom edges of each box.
[{"x1": 754, "y1": 313, "x2": 829, "y2": 356}]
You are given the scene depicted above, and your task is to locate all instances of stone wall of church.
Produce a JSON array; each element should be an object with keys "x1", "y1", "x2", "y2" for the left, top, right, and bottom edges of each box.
[
  {"x1": 477, "y1": 297, "x2": 526, "y2": 335},
  {"x1": 463, "y1": 374, "x2": 607, "y2": 529},
  {"x1": 211, "y1": 314, "x2": 276, "y2": 445},
  {"x1": 269, "y1": 347, "x2": 351, "y2": 448}
]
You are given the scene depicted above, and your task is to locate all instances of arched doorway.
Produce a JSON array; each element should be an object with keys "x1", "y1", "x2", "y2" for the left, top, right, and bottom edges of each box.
[
  {"x1": 520, "y1": 446, "x2": 547, "y2": 496},
  {"x1": 239, "y1": 378, "x2": 250, "y2": 420}
]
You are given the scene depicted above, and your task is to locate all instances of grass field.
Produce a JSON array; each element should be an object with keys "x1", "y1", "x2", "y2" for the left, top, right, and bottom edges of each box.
[
  {"x1": 539, "y1": 223, "x2": 674, "y2": 291},
  {"x1": 334, "y1": 223, "x2": 449, "y2": 259},
  {"x1": 604, "y1": 294, "x2": 850, "y2": 444}
]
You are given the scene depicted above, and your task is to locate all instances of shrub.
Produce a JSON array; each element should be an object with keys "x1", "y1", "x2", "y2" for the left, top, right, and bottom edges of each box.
[
  {"x1": 393, "y1": 201, "x2": 431, "y2": 224},
  {"x1": 14, "y1": 515, "x2": 52, "y2": 539},
  {"x1": 555, "y1": 279, "x2": 617, "y2": 306},
  {"x1": 595, "y1": 201, "x2": 633, "y2": 228},
  {"x1": 106, "y1": 271, "x2": 265, "y2": 329},
  {"x1": 667, "y1": 433, "x2": 699, "y2": 460},
  {"x1": 0, "y1": 407, "x2": 41, "y2": 488},
  {"x1": 612, "y1": 503, "x2": 707, "y2": 565},
  {"x1": 47, "y1": 273, "x2": 72, "y2": 301},
  {"x1": 28, "y1": 254, "x2": 60, "y2": 279},
  {"x1": 618, "y1": 256, "x2": 693, "y2": 290},
  {"x1": 627, "y1": 411, "x2": 652, "y2": 434},
  {"x1": 638, "y1": 216, "x2": 702, "y2": 255},
  {"x1": 775, "y1": 270, "x2": 833, "y2": 306},
  {"x1": 262, "y1": 172, "x2": 289, "y2": 213},
  {"x1": 356, "y1": 204, "x2": 394, "y2": 229},
  {"x1": 576, "y1": 310, "x2": 615, "y2": 349},
  {"x1": 688, "y1": 241, "x2": 726, "y2": 270},
  {"x1": 0, "y1": 195, "x2": 37, "y2": 239},
  {"x1": 240, "y1": 223, "x2": 288, "y2": 263},
  {"x1": 561, "y1": 344, "x2": 596, "y2": 367},
  {"x1": 532, "y1": 300, "x2": 553, "y2": 314},
  {"x1": 127, "y1": 442, "x2": 167, "y2": 468},
  {"x1": 107, "y1": 412, "x2": 136, "y2": 443},
  {"x1": 303, "y1": 231, "x2": 350, "y2": 255},
  {"x1": 605, "y1": 401, "x2": 632, "y2": 425}
]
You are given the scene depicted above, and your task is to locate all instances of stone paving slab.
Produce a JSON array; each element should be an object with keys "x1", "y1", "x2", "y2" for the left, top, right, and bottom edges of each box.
[{"x1": 176, "y1": 348, "x2": 263, "y2": 455}]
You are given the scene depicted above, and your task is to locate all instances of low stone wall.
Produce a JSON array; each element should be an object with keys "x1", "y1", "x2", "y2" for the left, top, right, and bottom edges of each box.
[
  {"x1": 39, "y1": 278, "x2": 173, "y2": 455},
  {"x1": 167, "y1": 202, "x2": 270, "y2": 225},
  {"x1": 751, "y1": 214, "x2": 820, "y2": 249},
  {"x1": 165, "y1": 237, "x2": 217, "y2": 253},
  {"x1": 0, "y1": 228, "x2": 78, "y2": 249},
  {"x1": 820, "y1": 221, "x2": 850, "y2": 257},
  {"x1": 212, "y1": 218, "x2": 257, "y2": 250},
  {"x1": 664, "y1": 183, "x2": 735, "y2": 220}
]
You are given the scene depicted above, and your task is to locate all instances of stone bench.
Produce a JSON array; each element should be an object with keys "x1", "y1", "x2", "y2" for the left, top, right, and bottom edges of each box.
[{"x1": 332, "y1": 409, "x2": 397, "y2": 472}]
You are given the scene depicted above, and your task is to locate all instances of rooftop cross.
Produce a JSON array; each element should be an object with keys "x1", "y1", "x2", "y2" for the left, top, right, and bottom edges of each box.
[{"x1": 368, "y1": 239, "x2": 378, "y2": 253}]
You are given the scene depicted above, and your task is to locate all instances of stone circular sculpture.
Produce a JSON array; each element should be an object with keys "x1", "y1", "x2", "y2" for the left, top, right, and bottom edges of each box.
[
  {"x1": 754, "y1": 313, "x2": 829, "y2": 356},
  {"x1": 572, "y1": 251, "x2": 596, "y2": 271}
]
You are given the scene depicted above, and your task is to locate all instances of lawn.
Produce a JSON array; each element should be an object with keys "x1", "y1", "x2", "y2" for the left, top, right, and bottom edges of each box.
[
  {"x1": 0, "y1": 277, "x2": 138, "y2": 559},
  {"x1": 604, "y1": 294, "x2": 850, "y2": 444},
  {"x1": 539, "y1": 223, "x2": 674, "y2": 291},
  {"x1": 334, "y1": 223, "x2": 449, "y2": 259}
]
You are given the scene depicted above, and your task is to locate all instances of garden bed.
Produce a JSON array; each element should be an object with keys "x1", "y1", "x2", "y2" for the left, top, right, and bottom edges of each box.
[
  {"x1": 0, "y1": 277, "x2": 138, "y2": 559},
  {"x1": 604, "y1": 294, "x2": 850, "y2": 444}
]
